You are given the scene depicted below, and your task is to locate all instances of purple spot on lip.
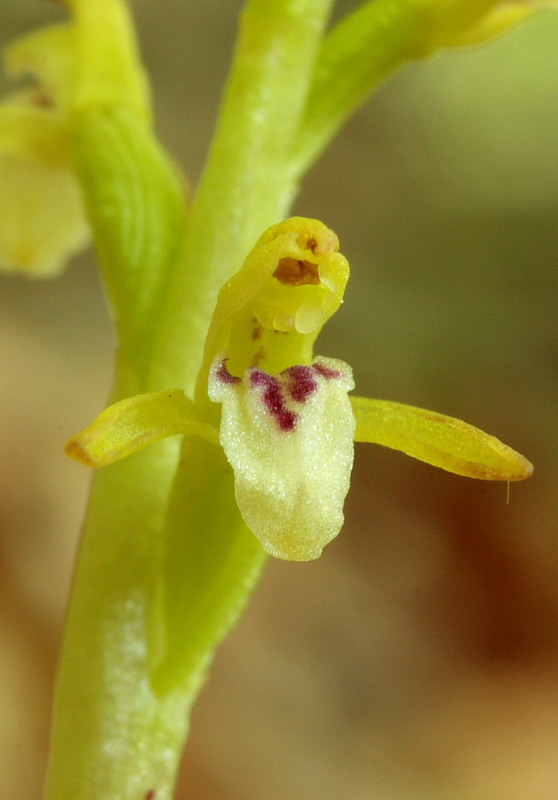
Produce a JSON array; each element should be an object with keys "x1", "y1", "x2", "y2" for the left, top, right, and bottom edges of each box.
[
  {"x1": 216, "y1": 361, "x2": 241, "y2": 385},
  {"x1": 248, "y1": 361, "x2": 344, "y2": 432},
  {"x1": 313, "y1": 362, "x2": 343, "y2": 380},
  {"x1": 285, "y1": 365, "x2": 317, "y2": 403},
  {"x1": 250, "y1": 370, "x2": 297, "y2": 432}
]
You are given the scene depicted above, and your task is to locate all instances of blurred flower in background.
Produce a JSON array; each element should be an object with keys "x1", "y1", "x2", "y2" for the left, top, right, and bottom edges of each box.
[
  {"x1": 1, "y1": 2, "x2": 557, "y2": 799},
  {"x1": 0, "y1": 20, "x2": 90, "y2": 275}
]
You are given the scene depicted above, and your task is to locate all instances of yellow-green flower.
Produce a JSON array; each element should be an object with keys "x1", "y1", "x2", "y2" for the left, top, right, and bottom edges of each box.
[
  {"x1": 0, "y1": 0, "x2": 149, "y2": 276},
  {"x1": 65, "y1": 217, "x2": 533, "y2": 561},
  {"x1": 0, "y1": 26, "x2": 88, "y2": 275}
]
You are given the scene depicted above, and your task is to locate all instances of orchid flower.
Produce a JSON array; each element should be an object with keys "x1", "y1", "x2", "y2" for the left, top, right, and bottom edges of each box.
[
  {"x1": 65, "y1": 217, "x2": 532, "y2": 561},
  {"x1": 0, "y1": 25, "x2": 89, "y2": 275},
  {"x1": 5, "y1": 0, "x2": 546, "y2": 796},
  {"x1": 0, "y1": 0, "x2": 157, "y2": 278}
]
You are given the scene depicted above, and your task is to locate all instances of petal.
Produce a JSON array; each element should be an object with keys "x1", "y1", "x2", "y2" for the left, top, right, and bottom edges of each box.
[
  {"x1": 65, "y1": 390, "x2": 219, "y2": 467},
  {"x1": 351, "y1": 396, "x2": 533, "y2": 481},
  {"x1": 0, "y1": 27, "x2": 89, "y2": 276},
  {"x1": 0, "y1": 92, "x2": 70, "y2": 162},
  {"x1": 4, "y1": 24, "x2": 77, "y2": 110},
  {"x1": 209, "y1": 355, "x2": 356, "y2": 561},
  {"x1": 0, "y1": 150, "x2": 89, "y2": 276}
]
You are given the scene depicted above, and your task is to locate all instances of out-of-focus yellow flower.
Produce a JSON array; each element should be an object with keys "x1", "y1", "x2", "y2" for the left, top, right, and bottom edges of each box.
[
  {"x1": 0, "y1": 0, "x2": 150, "y2": 277},
  {"x1": 65, "y1": 218, "x2": 533, "y2": 561},
  {"x1": 0, "y1": 27, "x2": 89, "y2": 276}
]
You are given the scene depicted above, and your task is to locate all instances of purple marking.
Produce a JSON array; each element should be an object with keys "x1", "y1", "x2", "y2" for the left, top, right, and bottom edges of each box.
[
  {"x1": 250, "y1": 370, "x2": 297, "y2": 432},
  {"x1": 245, "y1": 361, "x2": 344, "y2": 432},
  {"x1": 215, "y1": 361, "x2": 241, "y2": 385},
  {"x1": 285, "y1": 365, "x2": 317, "y2": 404},
  {"x1": 313, "y1": 362, "x2": 343, "y2": 380}
]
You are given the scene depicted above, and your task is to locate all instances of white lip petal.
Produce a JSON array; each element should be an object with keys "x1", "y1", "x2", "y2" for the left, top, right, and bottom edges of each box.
[{"x1": 209, "y1": 355, "x2": 356, "y2": 561}]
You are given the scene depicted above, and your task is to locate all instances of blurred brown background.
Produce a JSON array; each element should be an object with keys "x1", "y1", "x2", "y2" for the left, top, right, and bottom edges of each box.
[{"x1": 1, "y1": 1, "x2": 558, "y2": 798}]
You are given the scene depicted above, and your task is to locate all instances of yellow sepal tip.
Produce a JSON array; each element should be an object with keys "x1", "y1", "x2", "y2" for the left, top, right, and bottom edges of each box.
[
  {"x1": 65, "y1": 390, "x2": 219, "y2": 468},
  {"x1": 351, "y1": 396, "x2": 533, "y2": 482}
]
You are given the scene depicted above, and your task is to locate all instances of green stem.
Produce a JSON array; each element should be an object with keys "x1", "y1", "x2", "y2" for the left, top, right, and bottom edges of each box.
[
  {"x1": 43, "y1": 443, "x2": 187, "y2": 800},
  {"x1": 44, "y1": 433, "x2": 266, "y2": 800},
  {"x1": 149, "y1": 439, "x2": 267, "y2": 698},
  {"x1": 290, "y1": 0, "x2": 429, "y2": 177},
  {"x1": 44, "y1": 1, "x2": 333, "y2": 798},
  {"x1": 151, "y1": 0, "x2": 335, "y2": 396}
]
